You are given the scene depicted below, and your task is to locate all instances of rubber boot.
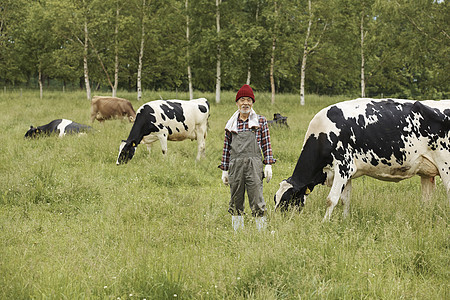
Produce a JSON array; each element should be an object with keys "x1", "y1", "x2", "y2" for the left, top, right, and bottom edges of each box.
[
  {"x1": 255, "y1": 216, "x2": 266, "y2": 232},
  {"x1": 232, "y1": 216, "x2": 244, "y2": 232}
]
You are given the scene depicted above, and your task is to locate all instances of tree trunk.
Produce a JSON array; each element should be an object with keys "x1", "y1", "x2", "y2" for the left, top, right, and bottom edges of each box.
[
  {"x1": 360, "y1": 12, "x2": 366, "y2": 98},
  {"x1": 270, "y1": 1, "x2": 278, "y2": 105},
  {"x1": 300, "y1": 0, "x2": 313, "y2": 106},
  {"x1": 215, "y1": 0, "x2": 221, "y2": 104},
  {"x1": 112, "y1": 3, "x2": 120, "y2": 97},
  {"x1": 300, "y1": 51, "x2": 307, "y2": 106},
  {"x1": 137, "y1": 0, "x2": 145, "y2": 101},
  {"x1": 270, "y1": 36, "x2": 276, "y2": 104},
  {"x1": 300, "y1": 0, "x2": 327, "y2": 105},
  {"x1": 83, "y1": 20, "x2": 91, "y2": 100},
  {"x1": 186, "y1": 0, "x2": 193, "y2": 100},
  {"x1": 246, "y1": 3, "x2": 260, "y2": 87},
  {"x1": 38, "y1": 65, "x2": 43, "y2": 100}
]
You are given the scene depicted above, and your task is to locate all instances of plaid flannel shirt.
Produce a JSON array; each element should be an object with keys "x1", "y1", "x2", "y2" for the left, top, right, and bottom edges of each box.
[{"x1": 219, "y1": 115, "x2": 276, "y2": 171}]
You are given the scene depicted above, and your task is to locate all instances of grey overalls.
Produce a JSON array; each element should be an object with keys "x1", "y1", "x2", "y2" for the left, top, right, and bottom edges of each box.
[{"x1": 228, "y1": 129, "x2": 265, "y2": 217}]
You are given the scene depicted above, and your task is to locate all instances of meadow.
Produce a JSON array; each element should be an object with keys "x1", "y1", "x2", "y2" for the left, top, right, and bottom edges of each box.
[{"x1": 0, "y1": 90, "x2": 448, "y2": 299}]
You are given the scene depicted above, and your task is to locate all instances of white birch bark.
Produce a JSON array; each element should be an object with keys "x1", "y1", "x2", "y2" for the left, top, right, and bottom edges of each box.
[
  {"x1": 246, "y1": 65, "x2": 251, "y2": 85},
  {"x1": 137, "y1": 0, "x2": 146, "y2": 101},
  {"x1": 300, "y1": 0, "x2": 327, "y2": 106},
  {"x1": 360, "y1": 13, "x2": 366, "y2": 98},
  {"x1": 38, "y1": 65, "x2": 43, "y2": 100},
  {"x1": 215, "y1": 0, "x2": 221, "y2": 104},
  {"x1": 300, "y1": 0, "x2": 313, "y2": 106},
  {"x1": 186, "y1": 0, "x2": 193, "y2": 100},
  {"x1": 83, "y1": 20, "x2": 91, "y2": 100},
  {"x1": 270, "y1": 1, "x2": 278, "y2": 104},
  {"x1": 112, "y1": 4, "x2": 120, "y2": 97},
  {"x1": 270, "y1": 36, "x2": 276, "y2": 104}
]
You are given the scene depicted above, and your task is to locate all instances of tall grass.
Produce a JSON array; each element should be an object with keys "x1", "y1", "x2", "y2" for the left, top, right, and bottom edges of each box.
[{"x1": 0, "y1": 90, "x2": 448, "y2": 299}]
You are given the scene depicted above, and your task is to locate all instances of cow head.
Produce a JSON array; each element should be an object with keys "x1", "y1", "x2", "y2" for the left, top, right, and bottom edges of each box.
[
  {"x1": 116, "y1": 140, "x2": 137, "y2": 165},
  {"x1": 24, "y1": 126, "x2": 41, "y2": 138},
  {"x1": 274, "y1": 179, "x2": 313, "y2": 212}
]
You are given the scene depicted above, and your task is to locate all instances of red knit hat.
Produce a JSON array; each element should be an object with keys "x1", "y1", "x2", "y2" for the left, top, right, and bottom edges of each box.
[{"x1": 235, "y1": 84, "x2": 255, "y2": 102}]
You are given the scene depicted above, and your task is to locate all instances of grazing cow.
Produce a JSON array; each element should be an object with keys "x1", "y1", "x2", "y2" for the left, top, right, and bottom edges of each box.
[
  {"x1": 116, "y1": 98, "x2": 210, "y2": 164},
  {"x1": 25, "y1": 119, "x2": 93, "y2": 138},
  {"x1": 90, "y1": 96, "x2": 136, "y2": 123},
  {"x1": 274, "y1": 98, "x2": 450, "y2": 220}
]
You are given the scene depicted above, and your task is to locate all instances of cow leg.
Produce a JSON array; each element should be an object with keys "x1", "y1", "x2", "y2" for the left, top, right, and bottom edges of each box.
[
  {"x1": 341, "y1": 180, "x2": 352, "y2": 218},
  {"x1": 323, "y1": 176, "x2": 349, "y2": 221},
  {"x1": 142, "y1": 134, "x2": 160, "y2": 157},
  {"x1": 195, "y1": 124, "x2": 207, "y2": 160},
  {"x1": 420, "y1": 176, "x2": 435, "y2": 203},
  {"x1": 158, "y1": 135, "x2": 168, "y2": 155}
]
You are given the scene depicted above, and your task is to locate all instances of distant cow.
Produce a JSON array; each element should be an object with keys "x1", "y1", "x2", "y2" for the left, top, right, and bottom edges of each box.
[
  {"x1": 90, "y1": 96, "x2": 136, "y2": 123},
  {"x1": 268, "y1": 113, "x2": 289, "y2": 128},
  {"x1": 25, "y1": 119, "x2": 92, "y2": 138},
  {"x1": 274, "y1": 98, "x2": 450, "y2": 220},
  {"x1": 116, "y1": 98, "x2": 210, "y2": 164}
]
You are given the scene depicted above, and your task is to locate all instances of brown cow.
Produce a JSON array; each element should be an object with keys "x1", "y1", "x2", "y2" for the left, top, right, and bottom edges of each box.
[{"x1": 90, "y1": 96, "x2": 136, "y2": 123}]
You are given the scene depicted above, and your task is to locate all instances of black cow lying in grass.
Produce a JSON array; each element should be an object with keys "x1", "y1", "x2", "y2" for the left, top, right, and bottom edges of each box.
[
  {"x1": 25, "y1": 119, "x2": 93, "y2": 138},
  {"x1": 268, "y1": 113, "x2": 289, "y2": 128}
]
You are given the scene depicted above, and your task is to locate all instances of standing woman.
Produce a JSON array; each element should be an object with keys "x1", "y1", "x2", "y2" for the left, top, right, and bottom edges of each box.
[{"x1": 219, "y1": 84, "x2": 276, "y2": 231}]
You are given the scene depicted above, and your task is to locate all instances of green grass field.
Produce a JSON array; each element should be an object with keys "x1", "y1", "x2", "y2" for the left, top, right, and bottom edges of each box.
[{"x1": 0, "y1": 90, "x2": 448, "y2": 299}]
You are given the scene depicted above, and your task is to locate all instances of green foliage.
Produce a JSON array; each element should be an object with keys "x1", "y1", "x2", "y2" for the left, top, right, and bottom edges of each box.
[
  {"x1": 1, "y1": 0, "x2": 449, "y2": 99},
  {"x1": 0, "y1": 91, "x2": 448, "y2": 299}
]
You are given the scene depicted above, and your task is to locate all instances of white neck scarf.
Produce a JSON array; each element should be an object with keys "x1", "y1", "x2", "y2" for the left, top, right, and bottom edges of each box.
[{"x1": 225, "y1": 109, "x2": 259, "y2": 133}]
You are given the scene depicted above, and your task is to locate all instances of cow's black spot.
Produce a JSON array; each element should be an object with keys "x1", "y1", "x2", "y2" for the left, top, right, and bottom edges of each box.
[
  {"x1": 287, "y1": 132, "x2": 331, "y2": 190},
  {"x1": 198, "y1": 104, "x2": 208, "y2": 113},
  {"x1": 160, "y1": 101, "x2": 190, "y2": 133},
  {"x1": 161, "y1": 102, "x2": 185, "y2": 123},
  {"x1": 124, "y1": 105, "x2": 159, "y2": 143}
]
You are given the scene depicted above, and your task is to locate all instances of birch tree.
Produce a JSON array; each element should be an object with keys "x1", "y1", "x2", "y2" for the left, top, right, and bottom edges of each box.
[
  {"x1": 360, "y1": 11, "x2": 366, "y2": 98},
  {"x1": 186, "y1": 0, "x2": 193, "y2": 99},
  {"x1": 50, "y1": 0, "x2": 93, "y2": 100},
  {"x1": 87, "y1": 0, "x2": 123, "y2": 96},
  {"x1": 215, "y1": 0, "x2": 222, "y2": 104},
  {"x1": 269, "y1": 0, "x2": 279, "y2": 104},
  {"x1": 83, "y1": 19, "x2": 92, "y2": 100},
  {"x1": 299, "y1": 0, "x2": 327, "y2": 105},
  {"x1": 112, "y1": 1, "x2": 121, "y2": 97},
  {"x1": 137, "y1": 0, "x2": 147, "y2": 101}
]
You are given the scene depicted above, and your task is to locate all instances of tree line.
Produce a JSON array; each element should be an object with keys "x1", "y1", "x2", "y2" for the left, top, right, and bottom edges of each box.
[{"x1": 0, "y1": 0, "x2": 448, "y2": 103}]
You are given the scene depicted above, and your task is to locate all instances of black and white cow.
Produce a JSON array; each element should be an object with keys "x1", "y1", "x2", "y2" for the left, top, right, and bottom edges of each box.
[
  {"x1": 274, "y1": 98, "x2": 450, "y2": 220},
  {"x1": 116, "y1": 98, "x2": 209, "y2": 164},
  {"x1": 25, "y1": 119, "x2": 93, "y2": 138}
]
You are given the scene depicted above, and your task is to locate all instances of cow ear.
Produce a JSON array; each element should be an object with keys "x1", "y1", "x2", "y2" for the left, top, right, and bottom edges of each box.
[{"x1": 30, "y1": 125, "x2": 34, "y2": 129}]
